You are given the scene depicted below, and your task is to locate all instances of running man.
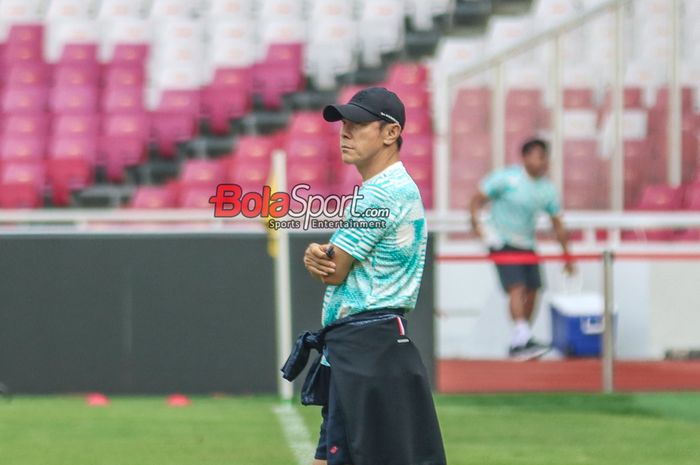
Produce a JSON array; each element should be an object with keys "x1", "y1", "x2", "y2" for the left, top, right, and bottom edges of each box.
[
  {"x1": 302, "y1": 87, "x2": 446, "y2": 465},
  {"x1": 470, "y1": 138, "x2": 575, "y2": 360}
]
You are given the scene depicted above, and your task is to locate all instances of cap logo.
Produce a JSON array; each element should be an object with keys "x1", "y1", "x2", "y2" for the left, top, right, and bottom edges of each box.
[{"x1": 380, "y1": 112, "x2": 400, "y2": 125}]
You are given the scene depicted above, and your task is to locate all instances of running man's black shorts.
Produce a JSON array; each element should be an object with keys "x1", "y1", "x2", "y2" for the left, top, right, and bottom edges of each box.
[{"x1": 490, "y1": 244, "x2": 542, "y2": 291}]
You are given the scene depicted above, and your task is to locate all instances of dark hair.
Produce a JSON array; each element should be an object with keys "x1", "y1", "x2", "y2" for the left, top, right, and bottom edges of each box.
[
  {"x1": 379, "y1": 120, "x2": 403, "y2": 150},
  {"x1": 521, "y1": 138, "x2": 548, "y2": 156}
]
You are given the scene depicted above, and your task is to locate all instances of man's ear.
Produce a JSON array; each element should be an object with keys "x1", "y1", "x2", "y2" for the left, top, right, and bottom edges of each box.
[{"x1": 383, "y1": 123, "x2": 402, "y2": 146}]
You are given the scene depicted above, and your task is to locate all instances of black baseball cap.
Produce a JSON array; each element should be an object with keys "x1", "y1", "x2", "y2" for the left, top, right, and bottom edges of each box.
[{"x1": 323, "y1": 87, "x2": 405, "y2": 128}]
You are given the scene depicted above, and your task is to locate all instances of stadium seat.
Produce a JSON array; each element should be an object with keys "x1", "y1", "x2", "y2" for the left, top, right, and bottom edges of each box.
[
  {"x1": 110, "y1": 44, "x2": 150, "y2": 65},
  {"x1": 0, "y1": 161, "x2": 45, "y2": 208},
  {"x1": 178, "y1": 185, "x2": 218, "y2": 208},
  {"x1": 0, "y1": 1, "x2": 42, "y2": 22},
  {"x1": 253, "y1": 43, "x2": 305, "y2": 109},
  {"x1": 46, "y1": 152, "x2": 95, "y2": 206},
  {"x1": 148, "y1": 0, "x2": 195, "y2": 18},
  {"x1": 359, "y1": 0, "x2": 405, "y2": 66},
  {"x1": 284, "y1": 136, "x2": 329, "y2": 163},
  {"x1": 305, "y1": 18, "x2": 357, "y2": 90},
  {"x1": 46, "y1": 0, "x2": 91, "y2": 19},
  {"x1": 563, "y1": 88, "x2": 595, "y2": 109},
  {"x1": 402, "y1": 134, "x2": 433, "y2": 162},
  {"x1": 308, "y1": 0, "x2": 354, "y2": 20},
  {"x1": 54, "y1": 64, "x2": 101, "y2": 87},
  {"x1": 103, "y1": 65, "x2": 145, "y2": 88},
  {"x1": 46, "y1": 21, "x2": 100, "y2": 63},
  {"x1": 228, "y1": 157, "x2": 271, "y2": 191},
  {"x1": 259, "y1": 0, "x2": 304, "y2": 20},
  {"x1": 287, "y1": 160, "x2": 330, "y2": 194},
  {"x1": 204, "y1": 0, "x2": 254, "y2": 19},
  {"x1": 150, "y1": 114, "x2": 196, "y2": 158},
  {"x1": 50, "y1": 85, "x2": 99, "y2": 115},
  {"x1": 100, "y1": 136, "x2": 147, "y2": 182},
  {"x1": 179, "y1": 159, "x2": 225, "y2": 188},
  {"x1": 6, "y1": 63, "x2": 49, "y2": 86},
  {"x1": 404, "y1": 110, "x2": 433, "y2": 137},
  {"x1": 52, "y1": 114, "x2": 99, "y2": 139},
  {"x1": 97, "y1": 0, "x2": 143, "y2": 19},
  {"x1": 201, "y1": 85, "x2": 251, "y2": 134},
  {"x1": 387, "y1": 63, "x2": 429, "y2": 88},
  {"x1": 129, "y1": 185, "x2": 178, "y2": 208},
  {"x1": 2, "y1": 115, "x2": 49, "y2": 138},
  {"x1": 0, "y1": 136, "x2": 46, "y2": 162}
]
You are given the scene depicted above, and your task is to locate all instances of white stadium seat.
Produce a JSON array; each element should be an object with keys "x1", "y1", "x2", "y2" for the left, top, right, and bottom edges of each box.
[
  {"x1": 97, "y1": 0, "x2": 144, "y2": 19},
  {"x1": 46, "y1": 0, "x2": 92, "y2": 20},
  {"x1": 306, "y1": 18, "x2": 358, "y2": 89},
  {"x1": 148, "y1": 0, "x2": 195, "y2": 18},
  {"x1": 0, "y1": 0, "x2": 43, "y2": 21},
  {"x1": 259, "y1": 0, "x2": 303, "y2": 21},
  {"x1": 206, "y1": 21, "x2": 256, "y2": 67},
  {"x1": 308, "y1": 0, "x2": 354, "y2": 21},
  {"x1": 203, "y1": 0, "x2": 254, "y2": 19},
  {"x1": 46, "y1": 20, "x2": 100, "y2": 62},
  {"x1": 358, "y1": 0, "x2": 405, "y2": 67},
  {"x1": 562, "y1": 110, "x2": 598, "y2": 139}
]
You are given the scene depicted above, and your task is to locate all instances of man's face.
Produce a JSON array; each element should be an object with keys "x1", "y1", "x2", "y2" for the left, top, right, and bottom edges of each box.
[
  {"x1": 523, "y1": 146, "x2": 549, "y2": 178},
  {"x1": 339, "y1": 119, "x2": 386, "y2": 165}
]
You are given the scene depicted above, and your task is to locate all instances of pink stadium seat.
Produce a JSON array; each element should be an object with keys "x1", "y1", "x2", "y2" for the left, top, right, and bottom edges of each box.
[
  {"x1": 0, "y1": 161, "x2": 45, "y2": 208},
  {"x1": 2, "y1": 115, "x2": 49, "y2": 138},
  {"x1": 129, "y1": 185, "x2": 177, "y2": 208},
  {"x1": 603, "y1": 87, "x2": 644, "y2": 110},
  {"x1": 391, "y1": 85, "x2": 430, "y2": 110},
  {"x1": 506, "y1": 89, "x2": 542, "y2": 111},
  {"x1": 288, "y1": 111, "x2": 331, "y2": 136},
  {"x1": 386, "y1": 62, "x2": 428, "y2": 87},
  {"x1": 563, "y1": 88, "x2": 595, "y2": 109},
  {"x1": 2, "y1": 86, "x2": 49, "y2": 114},
  {"x1": 253, "y1": 43, "x2": 305, "y2": 109},
  {"x1": 451, "y1": 132, "x2": 491, "y2": 166},
  {"x1": 103, "y1": 65, "x2": 145, "y2": 88},
  {"x1": 3, "y1": 42, "x2": 43, "y2": 64},
  {"x1": 683, "y1": 184, "x2": 700, "y2": 210},
  {"x1": 111, "y1": 44, "x2": 149, "y2": 65},
  {"x1": 285, "y1": 136, "x2": 329, "y2": 162},
  {"x1": 451, "y1": 109, "x2": 488, "y2": 138},
  {"x1": 201, "y1": 86, "x2": 251, "y2": 134},
  {"x1": 100, "y1": 136, "x2": 146, "y2": 182},
  {"x1": 157, "y1": 90, "x2": 201, "y2": 116},
  {"x1": 46, "y1": 153, "x2": 94, "y2": 206},
  {"x1": 0, "y1": 136, "x2": 46, "y2": 162},
  {"x1": 52, "y1": 114, "x2": 99, "y2": 138},
  {"x1": 228, "y1": 157, "x2": 270, "y2": 191},
  {"x1": 635, "y1": 184, "x2": 683, "y2": 210},
  {"x1": 404, "y1": 110, "x2": 433, "y2": 136},
  {"x1": 655, "y1": 87, "x2": 695, "y2": 112},
  {"x1": 49, "y1": 136, "x2": 97, "y2": 164},
  {"x1": 53, "y1": 64, "x2": 101, "y2": 87},
  {"x1": 403, "y1": 157, "x2": 432, "y2": 206},
  {"x1": 176, "y1": 185, "x2": 215, "y2": 208},
  {"x1": 179, "y1": 159, "x2": 225, "y2": 187},
  {"x1": 50, "y1": 85, "x2": 98, "y2": 114},
  {"x1": 150, "y1": 114, "x2": 196, "y2": 158},
  {"x1": 564, "y1": 139, "x2": 598, "y2": 161},
  {"x1": 233, "y1": 135, "x2": 276, "y2": 162},
  {"x1": 402, "y1": 134, "x2": 433, "y2": 162},
  {"x1": 454, "y1": 87, "x2": 490, "y2": 114},
  {"x1": 287, "y1": 160, "x2": 330, "y2": 194},
  {"x1": 6, "y1": 63, "x2": 49, "y2": 86},
  {"x1": 103, "y1": 113, "x2": 150, "y2": 142},
  {"x1": 337, "y1": 85, "x2": 366, "y2": 105},
  {"x1": 102, "y1": 87, "x2": 144, "y2": 114},
  {"x1": 58, "y1": 44, "x2": 99, "y2": 65},
  {"x1": 7, "y1": 24, "x2": 44, "y2": 48}
]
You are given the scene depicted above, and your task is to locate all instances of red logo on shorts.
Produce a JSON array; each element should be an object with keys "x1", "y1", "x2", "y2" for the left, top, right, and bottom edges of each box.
[{"x1": 330, "y1": 446, "x2": 339, "y2": 454}]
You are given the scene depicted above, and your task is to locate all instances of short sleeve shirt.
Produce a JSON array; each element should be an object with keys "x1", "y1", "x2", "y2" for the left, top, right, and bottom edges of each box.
[
  {"x1": 479, "y1": 165, "x2": 561, "y2": 250},
  {"x1": 321, "y1": 161, "x2": 427, "y2": 327}
]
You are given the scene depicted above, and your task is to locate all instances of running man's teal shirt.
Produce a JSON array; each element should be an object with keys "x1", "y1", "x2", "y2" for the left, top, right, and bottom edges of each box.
[
  {"x1": 322, "y1": 161, "x2": 427, "y2": 327},
  {"x1": 480, "y1": 165, "x2": 561, "y2": 250}
]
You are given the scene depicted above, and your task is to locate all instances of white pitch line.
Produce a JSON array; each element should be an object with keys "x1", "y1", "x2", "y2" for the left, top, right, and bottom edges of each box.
[{"x1": 273, "y1": 403, "x2": 316, "y2": 465}]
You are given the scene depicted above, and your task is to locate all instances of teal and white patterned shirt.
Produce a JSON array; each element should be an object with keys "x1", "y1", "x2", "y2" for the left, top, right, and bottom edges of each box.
[
  {"x1": 321, "y1": 161, "x2": 427, "y2": 327},
  {"x1": 479, "y1": 165, "x2": 561, "y2": 250}
]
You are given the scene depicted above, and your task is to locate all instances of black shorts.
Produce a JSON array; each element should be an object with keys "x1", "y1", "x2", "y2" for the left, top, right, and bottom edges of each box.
[
  {"x1": 314, "y1": 367, "x2": 352, "y2": 465},
  {"x1": 490, "y1": 245, "x2": 542, "y2": 292}
]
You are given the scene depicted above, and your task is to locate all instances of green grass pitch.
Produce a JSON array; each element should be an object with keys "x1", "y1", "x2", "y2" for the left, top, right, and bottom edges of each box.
[{"x1": 1, "y1": 393, "x2": 699, "y2": 465}]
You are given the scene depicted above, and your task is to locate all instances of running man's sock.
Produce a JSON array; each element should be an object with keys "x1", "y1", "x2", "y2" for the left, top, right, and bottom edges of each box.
[{"x1": 511, "y1": 319, "x2": 532, "y2": 348}]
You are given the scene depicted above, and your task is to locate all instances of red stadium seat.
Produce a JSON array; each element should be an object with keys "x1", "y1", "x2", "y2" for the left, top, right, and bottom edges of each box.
[
  {"x1": 228, "y1": 157, "x2": 270, "y2": 191},
  {"x1": 655, "y1": 87, "x2": 695, "y2": 112},
  {"x1": 201, "y1": 86, "x2": 251, "y2": 134},
  {"x1": 404, "y1": 109, "x2": 433, "y2": 136},
  {"x1": 391, "y1": 85, "x2": 430, "y2": 110},
  {"x1": 287, "y1": 159, "x2": 330, "y2": 194},
  {"x1": 178, "y1": 185, "x2": 218, "y2": 208},
  {"x1": 157, "y1": 89, "x2": 201, "y2": 116},
  {"x1": 506, "y1": 89, "x2": 542, "y2": 111},
  {"x1": 288, "y1": 111, "x2": 331, "y2": 136},
  {"x1": 0, "y1": 161, "x2": 45, "y2": 208},
  {"x1": 7, "y1": 24, "x2": 44, "y2": 48},
  {"x1": 3, "y1": 41, "x2": 43, "y2": 64},
  {"x1": 402, "y1": 134, "x2": 433, "y2": 162},
  {"x1": 635, "y1": 184, "x2": 683, "y2": 210},
  {"x1": 46, "y1": 151, "x2": 94, "y2": 206},
  {"x1": 233, "y1": 135, "x2": 276, "y2": 161}
]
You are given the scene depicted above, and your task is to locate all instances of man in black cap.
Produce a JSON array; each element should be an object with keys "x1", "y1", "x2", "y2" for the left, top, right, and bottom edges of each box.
[{"x1": 301, "y1": 87, "x2": 446, "y2": 465}]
